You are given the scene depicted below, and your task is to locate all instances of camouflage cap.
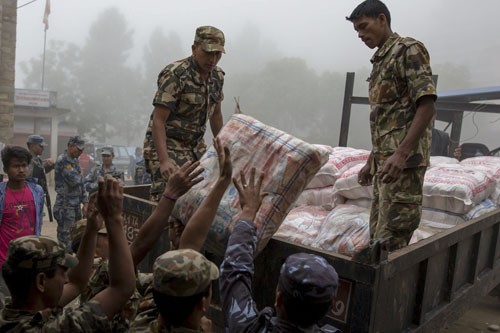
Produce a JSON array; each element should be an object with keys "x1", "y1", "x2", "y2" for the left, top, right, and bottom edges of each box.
[
  {"x1": 70, "y1": 219, "x2": 107, "y2": 244},
  {"x1": 68, "y1": 136, "x2": 85, "y2": 150},
  {"x1": 194, "y1": 26, "x2": 225, "y2": 53},
  {"x1": 6, "y1": 235, "x2": 78, "y2": 271},
  {"x1": 27, "y1": 134, "x2": 47, "y2": 147},
  {"x1": 278, "y1": 253, "x2": 338, "y2": 304},
  {"x1": 153, "y1": 249, "x2": 219, "y2": 297}
]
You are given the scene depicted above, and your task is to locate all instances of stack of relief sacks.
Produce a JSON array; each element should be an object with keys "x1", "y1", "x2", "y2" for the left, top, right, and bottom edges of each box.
[
  {"x1": 275, "y1": 147, "x2": 500, "y2": 256},
  {"x1": 170, "y1": 114, "x2": 329, "y2": 257}
]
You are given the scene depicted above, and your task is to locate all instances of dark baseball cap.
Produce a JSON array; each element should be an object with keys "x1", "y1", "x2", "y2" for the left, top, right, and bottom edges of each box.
[
  {"x1": 68, "y1": 136, "x2": 85, "y2": 150},
  {"x1": 27, "y1": 134, "x2": 47, "y2": 146},
  {"x1": 278, "y1": 253, "x2": 338, "y2": 304},
  {"x1": 6, "y1": 235, "x2": 78, "y2": 271}
]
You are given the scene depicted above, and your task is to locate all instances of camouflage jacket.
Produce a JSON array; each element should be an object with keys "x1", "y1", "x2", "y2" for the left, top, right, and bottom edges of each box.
[
  {"x1": 130, "y1": 310, "x2": 202, "y2": 333},
  {"x1": 79, "y1": 260, "x2": 141, "y2": 332},
  {"x1": 368, "y1": 33, "x2": 437, "y2": 169},
  {"x1": 220, "y1": 220, "x2": 339, "y2": 333},
  {"x1": 84, "y1": 164, "x2": 124, "y2": 194},
  {"x1": 0, "y1": 300, "x2": 111, "y2": 332},
  {"x1": 143, "y1": 56, "x2": 224, "y2": 162},
  {"x1": 54, "y1": 150, "x2": 88, "y2": 205}
]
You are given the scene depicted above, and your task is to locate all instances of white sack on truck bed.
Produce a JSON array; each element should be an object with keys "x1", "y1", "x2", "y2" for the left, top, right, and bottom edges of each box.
[
  {"x1": 333, "y1": 163, "x2": 374, "y2": 204},
  {"x1": 460, "y1": 156, "x2": 500, "y2": 206},
  {"x1": 171, "y1": 114, "x2": 329, "y2": 256},
  {"x1": 422, "y1": 164, "x2": 496, "y2": 214},
  {"x1": 275, "y1": 206, "x2": 330, "y2": 247},
  {"x1": 305, "y1": 146, "x2": 370, "y2": 190},
  {"x1": 311, "y1": 204, "x2": 370, "y2": 256},
  {"x1": 294, "y1": 186, "x2": 335, "y2": 209}
]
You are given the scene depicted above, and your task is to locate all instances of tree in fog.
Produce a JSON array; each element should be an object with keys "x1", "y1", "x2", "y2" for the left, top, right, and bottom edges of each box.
[
  {"x1": 77, "y1": 7, "x2": 142, "y2": 143},
  {"x1": 140, "y1": 28, "x2": 185, "y2": 110},
  {"x1": 20, "y1": 40, "x2": 83, "y2": 116}
]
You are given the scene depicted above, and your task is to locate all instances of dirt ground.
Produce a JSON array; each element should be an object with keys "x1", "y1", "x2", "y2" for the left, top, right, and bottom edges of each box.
[{"x1": 40, "y1": 184, "x2": 500, "y2": 332}]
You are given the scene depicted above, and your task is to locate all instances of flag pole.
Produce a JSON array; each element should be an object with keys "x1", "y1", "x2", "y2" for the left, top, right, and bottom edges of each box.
[{"x1": 41, "y1": 28, "x2": 47, "y2": 90}]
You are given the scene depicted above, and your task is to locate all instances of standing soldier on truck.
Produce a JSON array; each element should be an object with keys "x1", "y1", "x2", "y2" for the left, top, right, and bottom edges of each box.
[
  {"x1": 54, "y1": 136, "x2": 88, "y2": 251},
  {"x1": 26, "y1": 134, "x2": 54, "y2": 222},
  {"x1": 346, "y1": 0, "x2": 437, "y2": 255},
  {"x1": 143, "y1": 25, "x2": 225, "y2": 201}
]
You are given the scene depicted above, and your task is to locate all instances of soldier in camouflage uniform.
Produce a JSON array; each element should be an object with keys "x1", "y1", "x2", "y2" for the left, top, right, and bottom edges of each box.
[
  {"x1": 54, "y1": 136, "x2": 89, "y2": 251},
  {"x1": 220, "y1": 169, "x2": 341, "y2": 332},
  {"x1": 346, "y1": 0, "x2": 437, "y2": 252},
  {"x1": 143, "y1": 25, "x2": 225, "y2": 201},
  {"x1": 27, "y1": 135, "x2": 55, "y2": 221},
  {"x1": 84, "y1": 146, "x2": 124, "y2": 194},
  {"x1": 0, "y1": 175, "x2": 136, "y2": 332},
  {"x1": 130, "y1": 249, "x2": 219, "y2": 333}
]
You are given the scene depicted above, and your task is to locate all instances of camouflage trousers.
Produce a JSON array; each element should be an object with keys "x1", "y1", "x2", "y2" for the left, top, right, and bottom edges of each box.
[
  {"x1": 370, "y1": 166, "x2": 426, "y2": 251},
  {"x1": 53, "y1": 200, "x2": 82, "y2": 252},
  {"x1": 145, "y1": 149, "x2": 202, "y2": 202}
]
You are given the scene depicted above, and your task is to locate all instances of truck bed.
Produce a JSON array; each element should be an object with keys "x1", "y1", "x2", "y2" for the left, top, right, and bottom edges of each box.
[{"x1": 123, "y1": 187, "x2": 500, "y2": 332}]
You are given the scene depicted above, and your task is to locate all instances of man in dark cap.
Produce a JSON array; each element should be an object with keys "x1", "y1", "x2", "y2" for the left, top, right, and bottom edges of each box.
[
  {"x1": 84, "y1": 146, "x2": 124, "y2": 194},
  {"x1": 220, "y1": 169, "x2": 341, "y2": 332},
  {"x1": 0, "y1": 175, "x2": 135, "y2": 331},
  {"x1": 143, "y1": 25, "x2": 225, "y2": 201},
  {"x1": 54, "y1": 136, "x2": 88, "y2": 251},
  {"x1": 27, "y1": 134, "x2": 55, "y2": 221}
]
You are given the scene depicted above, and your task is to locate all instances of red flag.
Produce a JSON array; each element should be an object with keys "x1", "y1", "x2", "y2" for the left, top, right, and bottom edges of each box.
[{"x1": 43, "y1": 0, "x2": 51, "y2": 31}]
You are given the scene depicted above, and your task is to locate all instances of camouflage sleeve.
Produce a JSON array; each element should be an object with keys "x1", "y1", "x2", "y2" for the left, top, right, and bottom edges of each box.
[
  {"x1": 61, "y1": 160, "x2": 84, "y2": 188},
  {"x1": 403, "y1": 42, "x2": 437, "y2": 104},
  {"x1": 152, "y1": 66, "x2": 182, "y2": 112},
  {"x1": 45, "y1": 301, "x2": 111, "y2": 332},
  {"x1": 220, "y1": 219, "x2": 259, "y2": 332},
  {"x1": 83, "y1": 168, "x2": 98, "y2": 194}
]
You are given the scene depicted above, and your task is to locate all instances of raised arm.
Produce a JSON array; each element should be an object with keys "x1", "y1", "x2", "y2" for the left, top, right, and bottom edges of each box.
[
  {"x1": 92, "y1": 176, "x2": 135, "y2": 320},
  {"x1": 220, "y1": 168, "x2": 266, "y2": 332},
  {"x1": 129, "y1": 161, "x2": 204, "y2": 266},
  {"x1": 179, "y1": 137, "x2": 232, "y2": 251},
  {"x1": 59, "y1": 196, "x2": 100, "y2": 306}
]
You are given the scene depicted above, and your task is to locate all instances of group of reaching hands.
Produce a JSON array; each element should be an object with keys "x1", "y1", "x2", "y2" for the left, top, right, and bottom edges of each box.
[{"x1": 93, "y1": 137, "x2": 266, "y2": 227}]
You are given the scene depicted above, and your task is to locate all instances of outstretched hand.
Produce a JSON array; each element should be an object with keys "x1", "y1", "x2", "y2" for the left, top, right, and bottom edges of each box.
[
  {"x1": 214, "y1": 137, "x2": 232, "y2": 186},
  {"x1": 97, "y1": 175, "x2": 123, "y2": 220},
  {"x1": 233, "y1": 168, "x2": 267, "y2": 221},
  {"x1": 164, "y1": 161, "x2": 204, "y2": 199}
]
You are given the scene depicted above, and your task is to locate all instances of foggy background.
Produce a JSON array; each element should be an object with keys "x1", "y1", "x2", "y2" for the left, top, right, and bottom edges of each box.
[{"x1": 15, "y1": 0, "x2": 500, "y2": 151}]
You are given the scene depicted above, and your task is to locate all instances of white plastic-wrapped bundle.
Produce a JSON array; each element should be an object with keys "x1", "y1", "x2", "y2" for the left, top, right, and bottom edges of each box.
[
  {"x1": 329, "y1": 146, "x2": 370, "y2": 176},
  {"x1": 460, "y1": 156, "x2": 500, "y2": 206},
  {"x1": 274, "y1": 206, "x2": 330, "y2": 247},
  {"x1": 333, "y1": 163, "x2": 373, "y2": 202},
  {"x1": 429, "y1": 156, "x2": 459, "y2": 168},
  {"x1": 422, "y1": 164, "x2": 496, "y2": 214},
  {"x1": 171, "y1": 114, "x2": 329, "y2": 256},
  {"x1": 310, "y1": 204, "x2": 370, "y2": 256},
  {"x1": 294, "y1": 186, "x2": 335, "y2": 210},
  {"x1": 409, "y1": 219, "x2": 455, "y2": 244}
]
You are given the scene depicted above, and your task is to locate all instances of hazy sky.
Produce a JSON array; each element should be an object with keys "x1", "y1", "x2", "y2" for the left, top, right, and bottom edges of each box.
[{"x1": 15, "y1": 0, "x2": 500, "y2": 148}]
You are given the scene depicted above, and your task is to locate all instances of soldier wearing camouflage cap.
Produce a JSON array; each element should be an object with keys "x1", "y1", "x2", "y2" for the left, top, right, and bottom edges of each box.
[
  {"x1": 54, "y1": 135, "x2": 89, "y2": 251},
  {"x1": 130, "y1": 249, "x2": 218, "y2": 332},
  {"x1": 220, "y1": 169, "x2": 341, "y2": 332},
  {"x1": 346, "y1": 0, "x2": 437, "y2": 255},
  {"x1": 0, "y1": 176, "x2": 136, "y2": 331},
  {"x1": 143, "y1": 25, "x2": 225, "y2": 202}
]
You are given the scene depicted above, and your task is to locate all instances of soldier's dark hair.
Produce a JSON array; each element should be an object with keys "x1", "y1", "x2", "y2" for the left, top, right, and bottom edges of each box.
[
  {"x1": 2, "y1": 262, "x2": 56, "y2": 301},
  {"x1": 152, "y1": 285, "x2": 211, "y2": 326},
  {"x1": 1, "y1": 145, "x2": 32, "y2": 169},
  {"x1": 279, "y1": 287, "x2": 332, "y2": 328},
  {"x1": 346, "y1": 0, "x2": 391, "y2": 28}
]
